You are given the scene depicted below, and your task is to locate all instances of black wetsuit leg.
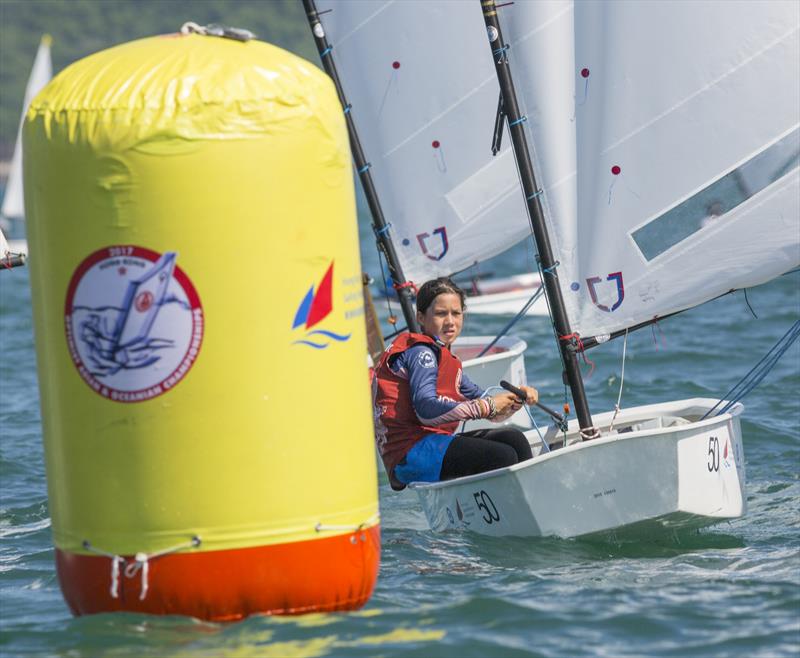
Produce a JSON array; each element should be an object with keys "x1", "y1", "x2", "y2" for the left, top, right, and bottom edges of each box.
[{"x1": 439, "y1": 428, "x2": 533, "y2": 480}]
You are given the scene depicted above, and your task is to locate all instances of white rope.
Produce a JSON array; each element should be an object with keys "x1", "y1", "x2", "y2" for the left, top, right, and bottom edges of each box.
[
  {"x1": 608, "y1": 329, "x2": 629, "y2": 434},
  {"x1": 180, "y1": 21, "x2": 206, "y2": 35},
  {"x1": 123, "y1": 554, "x2": 150, "y2": 600},
  {"x1": 82, "y1": 536, "x2": 201, "y2": 600},
  {"x1": 580, "y1": 426, "x2": 601, "y2": 440},
  {"x1": 110, "y1": 556, "x2": 122, "y2": 599}
]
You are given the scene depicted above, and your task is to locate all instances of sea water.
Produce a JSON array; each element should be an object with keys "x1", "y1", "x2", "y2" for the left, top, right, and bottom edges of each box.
[{"x1": 1, "y1": 217, "x2": 798, "y2": 657}]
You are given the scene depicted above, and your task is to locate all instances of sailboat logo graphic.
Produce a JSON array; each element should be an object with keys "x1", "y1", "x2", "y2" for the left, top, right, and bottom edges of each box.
[
  {"x1": 292, "y1": 261, "x2": 351, "y2": 349},
  {"x1": 65, "y1": 245, "x2": 204, "y2": 403}
]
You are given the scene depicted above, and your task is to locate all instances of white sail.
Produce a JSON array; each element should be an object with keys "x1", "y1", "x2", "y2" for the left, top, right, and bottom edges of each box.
[
  {"x1": 1, "y1": 35, "x2": 53, "y2": 221},
  {"x1": 315, "y1": 1, "x2": 530, "y2": 286},
  {"x1": 502, "y1": 0, "x2": 799, "y2": 338},
  {"x1": 0, "y1": 226, "x2": 10, "y2": 256}
]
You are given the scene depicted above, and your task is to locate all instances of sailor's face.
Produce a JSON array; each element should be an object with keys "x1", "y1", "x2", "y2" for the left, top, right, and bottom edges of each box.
[{"x1": 418, "y1": 293, "x2": 464, "y2": 347}]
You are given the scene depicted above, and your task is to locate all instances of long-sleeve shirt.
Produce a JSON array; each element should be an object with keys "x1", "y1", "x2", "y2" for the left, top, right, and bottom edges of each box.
[{"x1": 389, "y1": 344, "x2": 488, "y2": 428}]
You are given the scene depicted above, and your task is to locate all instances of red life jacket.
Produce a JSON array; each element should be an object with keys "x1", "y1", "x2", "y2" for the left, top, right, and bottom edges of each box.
[{"x1": 372, "y1": 332, "x2": 465, "y2": 490}]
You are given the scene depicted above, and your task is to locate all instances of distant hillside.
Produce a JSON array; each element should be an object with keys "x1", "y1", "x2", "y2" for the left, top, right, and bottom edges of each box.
[{"x1": 0, "y1": 0, "x2": 318, "y2": 156}]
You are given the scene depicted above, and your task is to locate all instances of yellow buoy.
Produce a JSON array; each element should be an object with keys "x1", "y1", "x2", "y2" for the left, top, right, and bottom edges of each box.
[{"x1": 24, "y1": 28, "x2": 379, "y2": 620}]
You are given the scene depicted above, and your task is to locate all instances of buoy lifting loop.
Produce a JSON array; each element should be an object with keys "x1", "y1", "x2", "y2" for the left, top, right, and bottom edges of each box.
[
  {"x1": 180, "y1": 21, "x2": 205, "y2": 35},
  {"x1": 180, "y1": 22, "x2": 255, "y2": 42}
]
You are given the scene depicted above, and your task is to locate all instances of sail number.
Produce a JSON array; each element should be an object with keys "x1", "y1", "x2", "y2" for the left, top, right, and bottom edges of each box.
[
  {"x1": 707, "y1": 436, "x2": 720, "y2": 472},
  {"x1": 473, "y1": 490, "x2": 500, "y2": 524}
]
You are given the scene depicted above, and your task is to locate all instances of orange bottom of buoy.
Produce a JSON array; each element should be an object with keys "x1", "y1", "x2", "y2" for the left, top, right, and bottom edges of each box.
[{"x1": 55, "y1": 526, "x2": 380, "y2": 621}]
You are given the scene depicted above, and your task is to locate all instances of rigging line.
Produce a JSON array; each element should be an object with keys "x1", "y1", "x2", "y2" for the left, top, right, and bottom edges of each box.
[
  {"x1": 715, "y1": 321, "x2": 800, "y2": 416},
  {"x1": 702, "y1": 319, "x2": 800, "y2": 419},
  {"x1": 476, "y1": 285, "x2": 545, "y2": 358},
  {"x1": 714, "y1": 338, "x2": 798, "y2": 417},
  {"x1": 482, "y1": 386, "x2": 549, "y2": 453},
  {"x1": 607, "y1": 329, "x2": 629, "y2": 434},
  {"x1": 743, "y1": 289, "x2": 759, "y2": 319},
  {"x1": 383, "y1": 325, "x2": 409, "y2": 341}
]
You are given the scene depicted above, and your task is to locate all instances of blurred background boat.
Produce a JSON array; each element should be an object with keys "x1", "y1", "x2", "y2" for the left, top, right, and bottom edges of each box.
[{"x1": 0, "y1": 34, "x2": 51, "y2": 258}]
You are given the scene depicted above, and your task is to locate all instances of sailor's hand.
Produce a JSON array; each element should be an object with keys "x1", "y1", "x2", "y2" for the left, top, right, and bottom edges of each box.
[
  {"x1": 490, "y1": 392, "x2": 523, "y2": 420},
  {"x1": 519, "y1": 385, "x2": 539, "y2": 405}
]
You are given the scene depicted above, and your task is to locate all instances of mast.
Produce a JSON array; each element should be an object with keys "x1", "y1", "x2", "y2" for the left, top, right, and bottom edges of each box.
[
  {"x1": 303, "y1": 0, "x2": 419, "y2": 334},
  {"x1": 479, "y1": 0, "x2": 595, "y2": 436}
]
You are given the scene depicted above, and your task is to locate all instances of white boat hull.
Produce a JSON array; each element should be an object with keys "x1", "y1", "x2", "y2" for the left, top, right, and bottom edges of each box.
[
  {"x1": 377, "y1": 273, "x2": 549, "y2": 316},
  {"x1": 410, "y1": 398, "x2": 746, "y2": 539},
  {"x1": 455, "y1": 335, "x2": 532, "y2": 430},
  {"x1": 462, "y1": 273, "x2": 548, "y2": 316},
  {"x1": 463, "y1": 286, "x2": 549, "y2": 316}
]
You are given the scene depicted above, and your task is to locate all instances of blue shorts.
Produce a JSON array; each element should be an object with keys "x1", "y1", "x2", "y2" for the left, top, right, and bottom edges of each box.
[{"x1": 394, "y1": 433, "x2": 456, "y2": 485}]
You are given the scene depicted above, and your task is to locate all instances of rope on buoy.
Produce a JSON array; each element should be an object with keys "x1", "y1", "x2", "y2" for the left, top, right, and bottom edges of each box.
[{"x1": 82, "y1": 535, "x2": 201, "y2": 600}]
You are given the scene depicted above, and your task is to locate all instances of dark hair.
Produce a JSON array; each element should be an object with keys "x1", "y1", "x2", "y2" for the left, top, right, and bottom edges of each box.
[{"x1": 416, "y1": 277, "x2": 467, "y2": 314}]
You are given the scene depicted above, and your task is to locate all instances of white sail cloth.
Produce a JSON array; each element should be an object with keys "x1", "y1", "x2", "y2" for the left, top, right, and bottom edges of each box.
[
  {"x1": 0, "y1": 226, "x2": 10, "y2": 256},
  {"x1": 2, "y1": 35, "x2": 52, "y2": 221},
  {"x1": 315, "y1": 1, "x2": 531, "y2": 287},
  {"x1": 504, "y1": 0, "x2": 800, "y2": 338},
  {"x1": 316, "y1": 1, "x2": 799, "y2": 338}
]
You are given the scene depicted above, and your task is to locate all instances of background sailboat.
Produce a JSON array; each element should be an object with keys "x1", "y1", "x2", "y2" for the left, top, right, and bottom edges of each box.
[
  {"x1": 410, "y1": 0, "x2": 799, "y2": 539},
  {"x1": 1, "y1": 34, "x2": 53, "y2": 258},
  {"x1": 305, "y1": 0, "x2": 542, "y2": 433},
  {"x1": 314, "y1": 0, "x2": 798, "y2": 539},
  {"x1": 310, "y1": 0, "x2": 548, "y2": 318}
]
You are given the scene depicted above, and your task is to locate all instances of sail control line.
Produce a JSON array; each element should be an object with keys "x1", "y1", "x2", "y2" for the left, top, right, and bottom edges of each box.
[
  {"x1": 480, "y1": 0, "x2": 599, "y2": 441},
  {"x1": 702, "y1": 319, "x2": 800, "y2": 420}
]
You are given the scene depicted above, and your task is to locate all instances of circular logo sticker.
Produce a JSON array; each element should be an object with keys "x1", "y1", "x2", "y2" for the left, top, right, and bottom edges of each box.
[{"x1": 64, "y1": 245, "x2": 203, "y2": 403}]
